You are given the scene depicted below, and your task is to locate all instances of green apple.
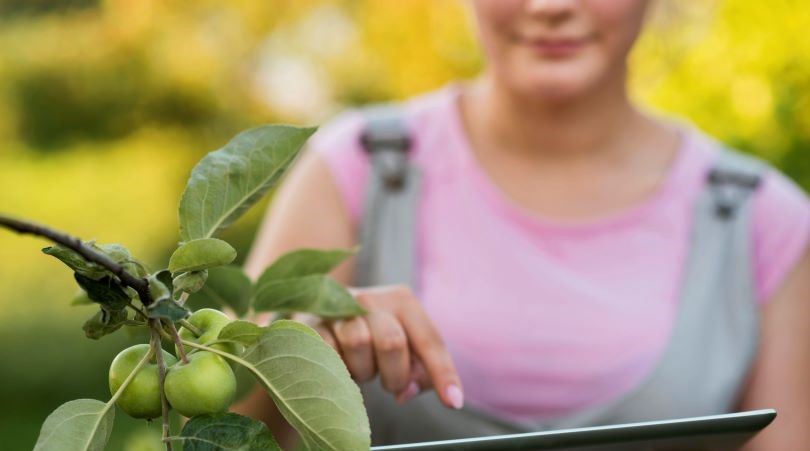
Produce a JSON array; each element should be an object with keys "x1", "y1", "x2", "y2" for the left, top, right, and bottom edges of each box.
[
  {"x1": 164, "y1": 351, "x2": 236, "y2": 417},
  {"x1": 108, "y1": 344, "x2": 178, "y2": 419},
  {"x1": 177, "y1": 308, "x2": 237, "y2": 356}
]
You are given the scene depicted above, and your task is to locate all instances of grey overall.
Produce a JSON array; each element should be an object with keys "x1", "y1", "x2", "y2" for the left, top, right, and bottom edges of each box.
[{"x1": 354, "y1": 108, "x2": 765, "y2": 446}]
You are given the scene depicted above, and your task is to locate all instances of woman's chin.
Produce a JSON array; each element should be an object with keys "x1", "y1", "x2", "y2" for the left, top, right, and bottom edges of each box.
[
  {"x1": 510, "y1": 79, "x2": 594, "y2": 105},
  {"x1": 495, "y1": 59, "x2": 612, "y2": 105}
]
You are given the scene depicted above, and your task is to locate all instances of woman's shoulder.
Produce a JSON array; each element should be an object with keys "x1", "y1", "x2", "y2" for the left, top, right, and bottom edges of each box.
[{"x1": 686, "y1": 126, "x2": 810, "y2": 303}]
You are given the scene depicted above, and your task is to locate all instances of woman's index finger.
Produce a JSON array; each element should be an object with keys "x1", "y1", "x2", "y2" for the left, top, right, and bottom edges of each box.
[{"x1": 394, "y1": 299, "x2": 464, "y2": 409}]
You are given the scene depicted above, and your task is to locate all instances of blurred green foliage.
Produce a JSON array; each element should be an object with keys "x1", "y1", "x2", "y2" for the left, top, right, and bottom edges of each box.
[
  {"x1": 0, "y1": 0, "x2": 98, "y2": 16},
  {"x1": 0, "y1": 0, "x2": 807, "y2": 449}
]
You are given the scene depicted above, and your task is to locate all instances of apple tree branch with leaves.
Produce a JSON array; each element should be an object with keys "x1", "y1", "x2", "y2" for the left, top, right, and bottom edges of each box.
[{"x1": 0, "y1": 124, "x2": 371, "y2": 451}]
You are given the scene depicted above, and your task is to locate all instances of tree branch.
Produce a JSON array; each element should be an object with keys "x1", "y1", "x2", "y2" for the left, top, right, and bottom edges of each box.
[
  {"x1": 151, "y1": 321, "x2": 173, "y2": 451},
  {"x1": 0, "y1": 214, "x2": 155, "y2": 306}
]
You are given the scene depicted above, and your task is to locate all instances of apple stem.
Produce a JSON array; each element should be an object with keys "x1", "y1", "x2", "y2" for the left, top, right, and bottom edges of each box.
[
  {"x1": 178, "y1": 319, "x2": 203, "y2": 337},
  {"x1": 167, "y1": 321, "x2": 190, "y2": 364},
  {"x1": 150, "y1": 321, "x2": 173, "y2": 451}
]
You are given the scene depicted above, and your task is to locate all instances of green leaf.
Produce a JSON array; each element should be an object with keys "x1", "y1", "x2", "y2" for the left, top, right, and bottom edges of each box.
[
  {"x1": 239, "y1": 320, "x2": 370, "y2": 451},
  {"x1": 155, "y1": 269, "x2": 174, "y2": 293},
  {"x1": 233, "y1": 363, "x2": 256, "y2": 403},
  {"x1": 43, "y1": 245, "x2": 108, "y2": 280},
  {"x1": 82, "y1": 308, "x2": 128, "y2": 340},
  {"x1": 94, "y1": 243, "x2": 147, "y2": 278},
  {"x1": 253, "y1": 275, "x2": 365, "y2": 318},
  {"x1": 258, "y1": 248, "x2": 355, "y2": 282},
  {"x1": 147, "y1": 298, "x2": 191, "y2": 322},
  {"x1": 217, "y1": 320, "x2": 266, "y2": 346},
  {"x1": 179, "y1": 412, "x2": 281, "y2": 451},
  {"x1": 173, "y1": 270, "x2": 209, "y2": 298},
  {"x1": 93, "y1": 243, "x2": 129, "y2": 262},
  {"x1": 186, "y1": 265, "x2": 253, "y2": 317},
  {"x1": 178, "y1": 125, "x2": 315, "y2": 242},
  {"x1": 169, "y1": 238, "x2": 237, "y2": 274},
  {"x1": 43, "y1": 242, "x2": 148, "y2": 281},
  {"x1": 33, "y1": 399, "x2": 115, "y2": 451},
  {"x1": 74, "y1": 274, "x2": 131, "y2": 311}
]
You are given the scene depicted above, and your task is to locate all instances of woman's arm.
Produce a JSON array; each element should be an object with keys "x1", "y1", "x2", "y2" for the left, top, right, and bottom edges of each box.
[
  {"x1": 231, "y1": 149, "x2": 356, "y2": 449},
  {"x1": 739, "y1": 247, "x2": 810, "y2": 450}
]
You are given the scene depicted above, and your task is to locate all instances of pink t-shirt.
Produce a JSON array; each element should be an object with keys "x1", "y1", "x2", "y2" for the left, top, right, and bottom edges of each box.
[{"x1": 310, "y1": 85, "x2": 810, "y2": 423}]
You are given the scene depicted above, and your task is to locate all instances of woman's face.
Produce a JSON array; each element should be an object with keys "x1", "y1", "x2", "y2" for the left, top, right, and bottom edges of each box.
[{"x1": 470, "y1": 0, "x2": 649, "y2": 101}]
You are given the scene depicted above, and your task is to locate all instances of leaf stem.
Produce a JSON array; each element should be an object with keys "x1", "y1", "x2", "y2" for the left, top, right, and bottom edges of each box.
[
  {"x1": 150, "y1": 321, "x2": 173, "y2": 451},
  {"x1": 108, "y1": 346, "x2": 155, "y2": 406},
  {"x1": 0, "y1": 214, "x2": 156, "y2": 306},
  {"x1": 181, "y1": 340, "x2": 250, "y2": 371},
  {"x1": 166, "y1": 321, "x2": 190, "y2": 364},
  {"x1": 127, "y1": 300, "x2": 149, "y2": 321},
  {"x1": 178, "y1": 319, "x2": 202, "y2": 337}
]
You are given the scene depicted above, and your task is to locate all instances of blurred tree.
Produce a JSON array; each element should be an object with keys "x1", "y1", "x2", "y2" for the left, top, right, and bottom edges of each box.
[
  {"x1": 13, "y1": 59, "x2": 147, "y2": 149},
  {"x1": 0, "y1": 0, "x2": 98, "y2": 16},
  {"x1": 12, "y1": 58, "x2": 224, "y2": 150}
]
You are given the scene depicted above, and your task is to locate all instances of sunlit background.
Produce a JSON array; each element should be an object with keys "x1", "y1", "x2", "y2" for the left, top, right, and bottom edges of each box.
[{"x1": 0, "y1": 0, "x2": 808, "y2": 449}]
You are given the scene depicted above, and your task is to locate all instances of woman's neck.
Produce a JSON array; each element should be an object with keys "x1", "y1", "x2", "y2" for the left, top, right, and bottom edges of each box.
[{"x1": 463, "y1": 70, "x2": 653, "y2": 165}]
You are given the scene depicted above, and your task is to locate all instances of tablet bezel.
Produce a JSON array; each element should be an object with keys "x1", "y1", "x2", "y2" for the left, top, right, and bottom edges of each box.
[{"x1": 370, "y1": 409, "x2": 776, "y2": 451}]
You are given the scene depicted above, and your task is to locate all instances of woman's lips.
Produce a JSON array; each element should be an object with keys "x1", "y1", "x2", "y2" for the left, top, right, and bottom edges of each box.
[{"x1": 524, "y1": 36, "x2": 592, "y2": 58}]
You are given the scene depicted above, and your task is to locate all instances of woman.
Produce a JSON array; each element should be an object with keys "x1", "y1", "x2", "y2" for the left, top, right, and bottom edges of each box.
[{"x1": 236, "y1": 1, "x2": 810, "y2": 449}]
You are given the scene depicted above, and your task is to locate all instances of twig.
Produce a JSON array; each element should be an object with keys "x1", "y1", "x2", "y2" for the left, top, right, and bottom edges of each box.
[
  {"x1": 150, "y1": 321, "x2": 173, "y2": 451},
  {"x1": 0, "y1": 214, "x2": 156, "y2": 306},
  {"x1": 166, "y1": 321, "x2": 190, "y2": 364},
  {"x1": 157, "y1": 326, "x2": 173, "y2": 342}
]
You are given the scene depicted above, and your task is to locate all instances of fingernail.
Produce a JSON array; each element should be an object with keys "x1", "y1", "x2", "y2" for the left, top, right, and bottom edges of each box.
[
  {"x1": 446, "y1": 384, "x2": 464, "y2": 410},
  {"x1": 396, "y1": 381, "x2": 420, "y2": 404}
]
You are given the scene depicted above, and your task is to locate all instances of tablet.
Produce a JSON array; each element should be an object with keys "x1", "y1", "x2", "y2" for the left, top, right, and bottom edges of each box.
[{"x1": 370, "y1": 409, "x2": 776, "y2": 451}]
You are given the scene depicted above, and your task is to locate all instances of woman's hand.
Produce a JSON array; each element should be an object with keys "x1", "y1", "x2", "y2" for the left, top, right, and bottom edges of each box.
[{"x1": 304, "y1": 285, "x2": 465, "y2": 410}]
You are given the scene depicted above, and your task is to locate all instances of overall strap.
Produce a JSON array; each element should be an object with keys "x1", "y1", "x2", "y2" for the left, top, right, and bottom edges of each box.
[
  {"x1": 355, "y1": 105, "x2": 421, "y2": 288},
  {"x1": 706, "y1": 150, "x2": 763, "y2": 220}
]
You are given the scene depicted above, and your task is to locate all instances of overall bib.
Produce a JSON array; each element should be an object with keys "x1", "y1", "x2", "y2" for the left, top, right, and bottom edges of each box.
[{"x1": 355, "y1": 108, "x2": 764, "y2": 446}]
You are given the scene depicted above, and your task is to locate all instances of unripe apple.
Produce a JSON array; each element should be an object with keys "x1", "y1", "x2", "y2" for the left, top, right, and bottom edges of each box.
[
  {"x1": 164, "y1": 351, "x2": 236, "y2": 417},
  {"x1": 177, "y1": 308, "x2": 237, "y2": 356},
  {"x1": 108, "y1": 344, "x2": 178, "y2": 419}
]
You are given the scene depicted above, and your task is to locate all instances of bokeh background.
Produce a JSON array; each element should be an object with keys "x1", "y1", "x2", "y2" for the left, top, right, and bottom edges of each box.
[{"x1": 0, "y1": 0, "x2": 808, "y2": 449}]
